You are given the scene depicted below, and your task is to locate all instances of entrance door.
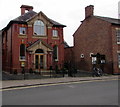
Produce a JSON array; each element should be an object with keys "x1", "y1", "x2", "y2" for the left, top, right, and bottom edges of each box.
[
  {"x1": 34, "y1": 49, "x2": 44, "y2": 70},
  {"x1": 40, "y1": 55, "x2": 44, "y2": 69},
  {"x1": 35, "y1": 54, "x2": 44, "y2": 69}
]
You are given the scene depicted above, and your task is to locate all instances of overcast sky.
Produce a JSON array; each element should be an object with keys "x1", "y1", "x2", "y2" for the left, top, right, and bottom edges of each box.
[{"x1": 0, "y1": 0, "x2": 119, "y2": 46}]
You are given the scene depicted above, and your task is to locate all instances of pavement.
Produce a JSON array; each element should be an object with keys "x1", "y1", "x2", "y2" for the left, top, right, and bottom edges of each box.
[{"x1": 0, "y1": 75, "x2": 119, "y2": 89}]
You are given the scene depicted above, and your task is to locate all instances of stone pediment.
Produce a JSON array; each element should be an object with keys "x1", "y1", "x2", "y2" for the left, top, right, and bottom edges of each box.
[
  {"x1": 27, "y1": 39, "x2": 53, "y2": 54},
  {"x1": 27, "y1": 11, "x2": 53, "y2": 27}
]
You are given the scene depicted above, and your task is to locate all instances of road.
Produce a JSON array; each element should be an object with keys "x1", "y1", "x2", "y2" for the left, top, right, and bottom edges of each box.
[{"x1": 2, "y1": 79, "x2": 119, "y2": 106}]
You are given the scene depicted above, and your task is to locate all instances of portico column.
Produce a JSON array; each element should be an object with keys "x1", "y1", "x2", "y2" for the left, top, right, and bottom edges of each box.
[{"x1": 44, "y1": 51, "x2": 47, "y2": 69}]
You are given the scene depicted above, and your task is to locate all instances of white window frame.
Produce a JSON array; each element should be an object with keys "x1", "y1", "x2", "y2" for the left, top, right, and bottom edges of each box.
[
  {"x1": 20, "y1": 27, "x2": 26, "y2": 35},
  {"x1": 34, "y1": 20, "x2": 46, "y2": 36},
  {"x1": 52, "y1": 30, "x2": 58, "y2": 37},
  {"x1": 92, "y1": 57, "x2": 97, "y2": 64}
]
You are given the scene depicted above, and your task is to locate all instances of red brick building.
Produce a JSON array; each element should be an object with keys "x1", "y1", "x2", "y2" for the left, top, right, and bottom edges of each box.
[
  {"x1": 73, "y1": 5, "x2": 120, "y2": 74},
  {"x1": 2, "y1": 5, "x2": 66, "y2": 73}
]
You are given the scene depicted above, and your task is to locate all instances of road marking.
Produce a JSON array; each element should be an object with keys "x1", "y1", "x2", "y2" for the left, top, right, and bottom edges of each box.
[{"x1": 1, "y1": 78, "x2": 118, "y2": 92}]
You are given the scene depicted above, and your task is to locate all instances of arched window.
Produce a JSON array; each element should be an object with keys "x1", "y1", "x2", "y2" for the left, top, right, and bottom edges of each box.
[
  {"x1": 34, "y1": 20, "x2": 45, "y2": 36},
  {"x1": 53, "y1": 45, "x2": 58, "y2": 61},
  {"x1": 20, "y1": 44, "x2": 26, "y2": 60}
]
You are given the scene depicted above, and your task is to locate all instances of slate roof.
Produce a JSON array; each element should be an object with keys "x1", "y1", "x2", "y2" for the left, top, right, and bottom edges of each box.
[
  {"x1": 49, "y1": 19, "x2": 66, "y2": 27},
  {"x1": 4, "y1": 10, "x2": 66, "y2": 30},
  {"x1": 95, "y1": 16, "x2": 120, "y2": 25},
  {"x1": 14, "y1": 11, "x2": 37, "y2": 22}
]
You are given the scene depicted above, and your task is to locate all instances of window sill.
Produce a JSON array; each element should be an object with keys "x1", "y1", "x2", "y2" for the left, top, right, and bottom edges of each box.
[
  {"x1": 55, "y1": 59, "x2": 59, "y2": 62},
  {"x1": 53, "y1": 35, "x2": 58, "y2": 37},
  {"x1": 117, "y1": 42, "x2": 120, "y2": 44},
  {"x1": 33, "y1": 34, "x2": 46, "y2": 36},
  {"x1": 33, "y1": 35, "x2": 47, "y2": 38},
  {"x1": 52, "y1": 37, "x2": 59, "y2": 39},
  {"x1": 19, "y1": 59, "x2": 26, "y2": 61},
  {"x1": 18, "y1": 34, "x2": 27, "y2": 38}
]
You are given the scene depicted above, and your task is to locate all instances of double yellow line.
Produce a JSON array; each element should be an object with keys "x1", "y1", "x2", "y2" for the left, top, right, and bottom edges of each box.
[{"x1": 0, "y1": 78, "x2": 119, "y2": 92}]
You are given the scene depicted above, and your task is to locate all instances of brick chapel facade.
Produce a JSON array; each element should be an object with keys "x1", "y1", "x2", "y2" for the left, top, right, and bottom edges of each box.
[
  {"x1": 2, "y1": 5, "x2": 66, "y2": 73},
  {"x1": 73, "y1": 5, "x2": 120, "y2": 74}
]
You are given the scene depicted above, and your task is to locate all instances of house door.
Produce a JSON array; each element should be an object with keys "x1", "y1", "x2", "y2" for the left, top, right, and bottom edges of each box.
[
  {"x1": 35, "y1": 54, "x2": 44, "y2": 69},
  {"x1": 34, "y1": 49, "x2": 44, "y2": 70}
]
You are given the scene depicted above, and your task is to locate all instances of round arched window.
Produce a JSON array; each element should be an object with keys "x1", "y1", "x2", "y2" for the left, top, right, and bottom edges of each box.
[
  {"x1": 34, "y1": 20, "x2": 45, "y2": 35},
  {"x1": 20, "y1": 44, "x2": 26, "y2": 60},
  {"x1": 53, "y1": 45, "x2": 58, "y2": 61}
]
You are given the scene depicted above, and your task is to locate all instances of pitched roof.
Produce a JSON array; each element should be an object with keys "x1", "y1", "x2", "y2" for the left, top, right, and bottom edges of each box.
[
  {"x1": 49, "y1": 19, "x2": 66, "y2": 27},
  {"x1": 95, "y1": 16, "x2": 120, "y2": 25},
  {"x1": 64, "y1": 41, "x2": 70, "y2": 48},
  {"x1": 4, "y1": 10, "x2": 66, "y2": 30},
  {"x1": 13, "y1": 11, "x2": 37, "y2": 22}
]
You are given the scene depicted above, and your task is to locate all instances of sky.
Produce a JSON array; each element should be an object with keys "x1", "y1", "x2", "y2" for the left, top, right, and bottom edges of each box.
[{"x1": 0, "y1": 0, "x2": 119, "y2": 46}]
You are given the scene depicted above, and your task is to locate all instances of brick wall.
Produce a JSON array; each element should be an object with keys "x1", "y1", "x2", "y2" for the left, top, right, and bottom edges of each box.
[
  {"x1": 64, "y1": 47, "x2": 74, "y2": 63},
  {"x1": 73, "y1": 16, "x2": 114, "y2": 73},
  {"x1": 111, "y1": 25, "x2": 120, "y2": 74},
  {"x1": 2, "y1": 23, "x2": 65, "y2": 72},
  {"x1": 2, "y1": 5, "x2": 65, "y2": 73}
]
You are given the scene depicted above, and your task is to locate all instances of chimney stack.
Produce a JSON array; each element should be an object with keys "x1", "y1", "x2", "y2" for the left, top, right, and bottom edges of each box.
[
  {"x1": 85, "y1": 5, "x2": 94, "y2": 18},
  {"x1": 20, "y1": 5, "x2": 33, "y2": 15}
]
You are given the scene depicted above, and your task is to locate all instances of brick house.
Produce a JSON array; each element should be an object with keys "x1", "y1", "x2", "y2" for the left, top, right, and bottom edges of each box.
[
  {"x1": 2, "y1": 5, "x2": 66, "y2": 73},
  {"x1": 73, "y1": 5, "x2": 120, "y2": 74}
]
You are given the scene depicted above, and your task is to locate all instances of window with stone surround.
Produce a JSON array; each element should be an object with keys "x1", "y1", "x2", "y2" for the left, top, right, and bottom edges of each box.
[
  {"x1": 52, "y1": 30, "x2": 58, "y2": 37},
  {"x1": 20, "y1": 27, "x2": 26, "y2": 35},
  {"x1": 53, "y1": 45, "x2": 58, "y2": 61},
  {"x1": 20, "y1": 44, "x2": 26, "y2": 60},
  {"x1": 34, "y1": 20, "x2": 45, "y2": 36}
]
